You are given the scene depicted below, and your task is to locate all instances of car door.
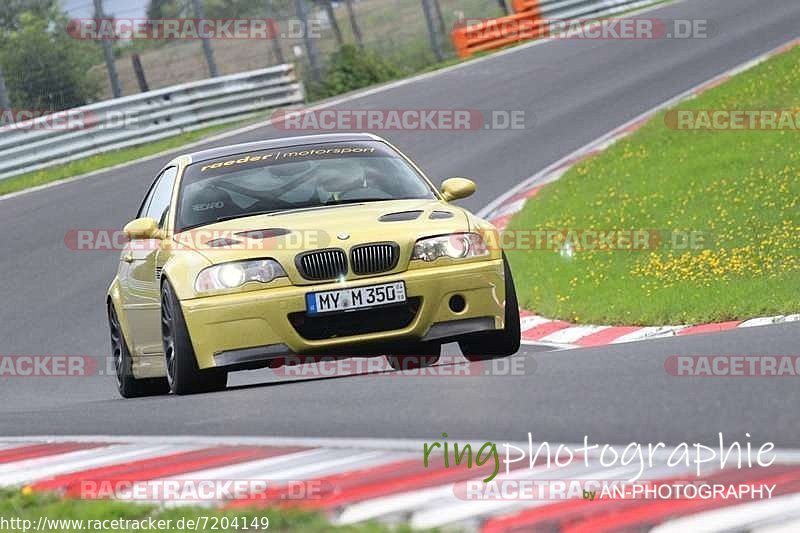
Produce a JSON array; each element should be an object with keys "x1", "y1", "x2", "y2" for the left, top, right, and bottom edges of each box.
[{"x1": 119, "y1": 167, "x2": 178, "y2": 356}]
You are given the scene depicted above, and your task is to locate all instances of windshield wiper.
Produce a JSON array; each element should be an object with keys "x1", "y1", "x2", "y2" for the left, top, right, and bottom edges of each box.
[
  {"x1": 214, "y1": 210, "x2": 284, "y2": 223},
  {"x1": 323, "y1": 198, "x2": 389, "y2": 206}
]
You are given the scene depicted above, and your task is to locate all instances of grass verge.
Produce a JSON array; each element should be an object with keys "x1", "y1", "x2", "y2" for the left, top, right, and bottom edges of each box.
[
  {"x1": 506, "y1": 45, "x2": 800, "y2": 325},
  {"x1": 0, "y1": 489, "x2": 427, "y2": 532},
  {"x1": 0, "y1": 118, "x2": 259, "y2": 198}
]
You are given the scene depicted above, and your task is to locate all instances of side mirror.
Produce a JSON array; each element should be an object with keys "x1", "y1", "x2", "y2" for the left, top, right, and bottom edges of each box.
[
  {"x1": 440, "y1": 177, "x2": 476, "y2": 202},
  {"x1": 123, "y1": 217, "x2": 162, "y2": 240}
]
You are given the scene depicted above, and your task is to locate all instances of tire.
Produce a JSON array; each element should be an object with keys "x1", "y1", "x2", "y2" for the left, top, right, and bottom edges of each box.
[
  {"x1": 108, "y1": 303, "x2": 169, "y2": 398},
  {"x1": 386, "y1": 343, "x2": 441, "y2": 371},
  {"x1": 161, "y1": 281, "x2": 228, "y2": 395},
  {"x1": 459, "y1": 254, "x2": 521, "y2": 361}
]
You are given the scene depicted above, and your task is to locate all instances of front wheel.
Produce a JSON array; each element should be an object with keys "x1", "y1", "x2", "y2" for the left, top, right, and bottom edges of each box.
[
  {"x1": 109, "y1": 303, "x2": 169, "y2": 398},
  {"x1": 161, "y1": 281, "x2": 228, "y2": 395},
  {"x1": 459, "y1": 254, "x2": 521, "y2": 361}
]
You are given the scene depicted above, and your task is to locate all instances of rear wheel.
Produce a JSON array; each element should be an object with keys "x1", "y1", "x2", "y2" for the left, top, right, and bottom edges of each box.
[
  {"x1": 459, "y1": 254, "x2": 521, "y2": 361},
  {"x1": 161, "y1": 281, "x2": 228, "y2": 395},
  {"x1": 108, "y1": 303, "x2": 168, "y2": 398},
  {"x1": 386, "y1": 343, "x2": 441, "y2": 371}
]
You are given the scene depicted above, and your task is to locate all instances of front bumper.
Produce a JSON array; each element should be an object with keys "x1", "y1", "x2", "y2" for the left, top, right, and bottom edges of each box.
[{"x1": 180, "y1": 259, "x2": 506, "y2": 369}]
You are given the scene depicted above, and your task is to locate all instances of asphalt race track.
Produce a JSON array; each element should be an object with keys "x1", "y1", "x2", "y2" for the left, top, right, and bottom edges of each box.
[{"x1": 1, "y1": 0, "x2": 799, "y2": 446}]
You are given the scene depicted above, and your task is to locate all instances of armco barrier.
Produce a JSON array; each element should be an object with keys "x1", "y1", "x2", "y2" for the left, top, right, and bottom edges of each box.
[
  {"x1": 0, "y1": 64, "x2": 304, "y2": 181},
  {"x1": 453, "y1": 0, "x2": 664, "y2": 58}
]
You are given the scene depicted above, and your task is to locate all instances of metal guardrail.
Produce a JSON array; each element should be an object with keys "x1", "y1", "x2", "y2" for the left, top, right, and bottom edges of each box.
[
  {"x1": 0, "y1": 64, "x2": 304, "y2": 180},
  {"x1": 453, "y1": 0, "x2": 664, "y2": 57}
]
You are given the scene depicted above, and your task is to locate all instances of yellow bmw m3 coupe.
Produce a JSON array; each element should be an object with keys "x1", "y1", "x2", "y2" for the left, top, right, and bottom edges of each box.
[{"x1": 107, "y1": 133, "x2": 520, "y2": 397}]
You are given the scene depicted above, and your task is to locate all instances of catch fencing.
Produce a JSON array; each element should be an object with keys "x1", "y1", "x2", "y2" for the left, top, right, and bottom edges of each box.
[{"x1": 0, "y1": 64, "x2": 303, "y2": 181}]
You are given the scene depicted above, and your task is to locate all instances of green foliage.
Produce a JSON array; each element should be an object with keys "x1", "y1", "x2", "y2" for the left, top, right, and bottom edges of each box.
[
  {"x1": 0, "y1": 9, "x2": 101, "y2": 111},
  {"x1": 314, "y1": 44, "x2": 401, "y2": 99},
  {"x1": 147, "y1": 0, "x2": 294, "y2": 20},
  {"x1": 506, "y1": 45, "x2": 800, "y2": 325},
  {"x1": 0, "y1": 0, "x2": 56, "y2": 31}
]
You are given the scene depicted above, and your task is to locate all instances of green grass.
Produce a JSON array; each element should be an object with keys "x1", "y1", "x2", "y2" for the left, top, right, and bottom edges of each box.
[
  {"x1": 506, "y1": 45, "x2": 800, "y2": 326},
  {"x1": 0, "y1": 119, "x2": 258, "y2": 197},
  {"x1": 0, "y1": 489, "x2": 430, "y2": 532}
]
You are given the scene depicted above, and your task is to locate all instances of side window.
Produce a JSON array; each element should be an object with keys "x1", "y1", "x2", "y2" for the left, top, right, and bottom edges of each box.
[{"x1": 142, "y1": 167, "x2": 178, "y2": 228}]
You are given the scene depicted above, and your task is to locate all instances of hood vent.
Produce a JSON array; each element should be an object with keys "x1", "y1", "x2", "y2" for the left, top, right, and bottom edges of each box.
[
  {"x1": 205, "y1": 237, "x2": 241, "y2": 248},
  {"x1": 379, "y1": 211, "x2": 423, "y2": 222},
  {"x1": 235, "y1": 228, "x2": 291, "y2": 239},
  {"x1": 429, "y1": 210, "x2": 455, "y2": 219}
]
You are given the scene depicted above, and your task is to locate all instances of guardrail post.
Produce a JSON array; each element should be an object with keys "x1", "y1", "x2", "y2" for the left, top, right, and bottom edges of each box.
[
  {"x1": 131, "y1": 54, "x2": 150, "y2": 93},
  {"x1": 421, "y1": 0, "x2": 444, "y2": 62},
  {"x1": 322, "y1": 0, "x2": 344, "y2": 46},
  {"x1": 432, "y1": 0, "x2": 447, "y2": 40},
  {"x1": 93, "y1": 0, "x2": 123, "y2": 98},
  {"x1": 295, "y1": 0, "x2": 322, "y2": 83},
  {"x1": 191, "y1": 0, "x2": 219, "y2": 77},
  {"x1": 0, "y1": 64, "x2": 10, "y2": 111},
  {"x1": 344, "y1": 0, "x2": 364, "y2": 48}
]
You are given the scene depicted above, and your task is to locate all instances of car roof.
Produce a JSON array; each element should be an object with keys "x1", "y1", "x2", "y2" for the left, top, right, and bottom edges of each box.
[{"x1": 182, "y1": 133, "x2": 387, "y2": 164}]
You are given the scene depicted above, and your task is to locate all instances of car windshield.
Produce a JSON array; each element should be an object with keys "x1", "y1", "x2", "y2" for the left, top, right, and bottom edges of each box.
[{"x1": 176, "y1": 141, "x2": 437, "y2": 231}]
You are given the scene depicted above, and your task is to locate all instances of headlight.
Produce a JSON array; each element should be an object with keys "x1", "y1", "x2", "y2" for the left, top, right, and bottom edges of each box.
[
  {"x1": 195, "y1": 259, "x2": 287, "y2": 293},
  {"x1": 411, "y1": 233, "x2": 489, "y2": 262}
]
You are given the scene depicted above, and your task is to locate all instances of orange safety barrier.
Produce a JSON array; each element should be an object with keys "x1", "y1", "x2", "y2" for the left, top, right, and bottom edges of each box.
[
  {"x1": 451, "y1": 10, "x2": 547, "y2": 58},
  {"x1": 512, "y1": 0, "x2": 540, "y2": 14}
]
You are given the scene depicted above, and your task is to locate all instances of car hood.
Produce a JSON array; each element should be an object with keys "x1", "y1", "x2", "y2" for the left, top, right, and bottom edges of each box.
[{"x1": 173, "y1": 199, "x2": 472, "y2": 281}]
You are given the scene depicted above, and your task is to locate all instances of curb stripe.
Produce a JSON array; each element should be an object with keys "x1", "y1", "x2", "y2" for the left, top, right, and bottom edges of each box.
[
  {"x1": 0, "y1": 445, "x2": 198, "y2": 487},
  {"x1": 520, "y1": 320, "x2": 572, "y2": 341},
  {"x1": 481, "y1": 466, "x2": 800, "y2": 533},
  {"x1": 651, "y1": 493, "x2": 800, "y2": 533},
  {"x1": 539, "y1": 326, "x2": 611, "y2": 345},
  {"x1": 677, "y1": 321, "x2": 742, "y2": 336},
  {"x1": 0, "y1": 443, "x2": 105, "y2": 465},
  {"x1": 31, "y1": 446, "x2": 304, "y2": 497},
  {"x1": 575, "y1": 326, "x2": 641, "y2": 347},
  {"x1": 562, "y1": 469, "x2": 800, "y2": 533}
]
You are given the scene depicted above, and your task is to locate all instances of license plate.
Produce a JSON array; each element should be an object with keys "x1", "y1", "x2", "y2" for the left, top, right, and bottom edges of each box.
[{"x1": 306, "y1": 281, "x2": 406, "y2": 315}]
